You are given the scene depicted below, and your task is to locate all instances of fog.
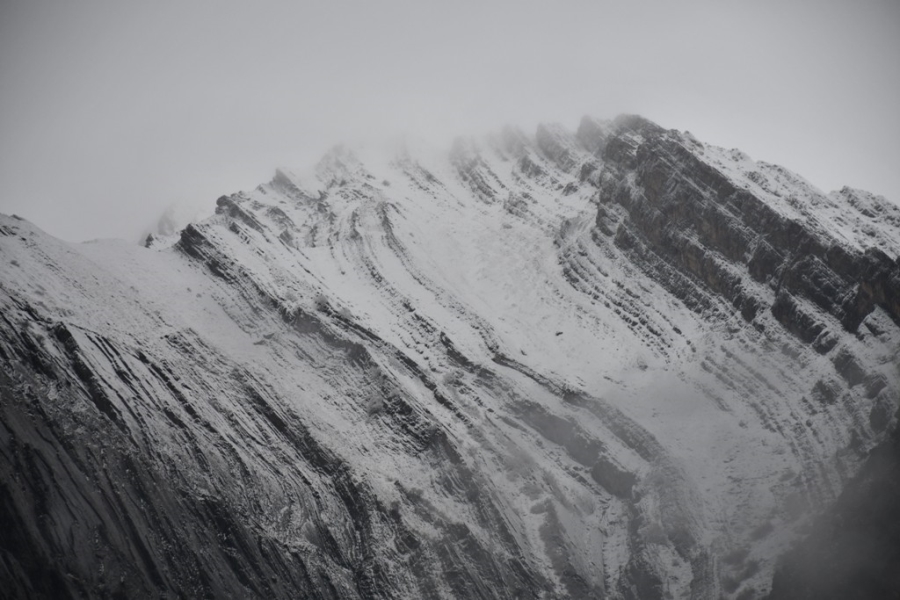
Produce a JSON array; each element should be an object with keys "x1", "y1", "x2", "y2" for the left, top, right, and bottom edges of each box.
[{"x1": 2, "y1": 0, "x2": 898, "y2": 242}]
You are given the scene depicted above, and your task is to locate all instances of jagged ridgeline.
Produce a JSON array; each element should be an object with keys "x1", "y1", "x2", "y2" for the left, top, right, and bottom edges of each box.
[{"x1": 1, "y1": 115, "x2": 899, "y2": 599}]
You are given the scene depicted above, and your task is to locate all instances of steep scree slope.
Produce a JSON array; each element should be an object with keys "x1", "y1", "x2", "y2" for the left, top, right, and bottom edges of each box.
[{"x1": 1, "y1": 115, "x2": 899, "y2": 599}]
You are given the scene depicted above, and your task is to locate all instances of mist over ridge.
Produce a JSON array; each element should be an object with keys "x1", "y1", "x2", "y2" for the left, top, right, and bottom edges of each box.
[{"x1": 2, "y1": 0, "x2": 899, "y2": 243}]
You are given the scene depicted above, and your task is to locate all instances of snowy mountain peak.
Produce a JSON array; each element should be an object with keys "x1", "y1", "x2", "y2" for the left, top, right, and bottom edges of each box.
[{"x1": 2, "y1": 114, "x2": 899, "y2": 599}]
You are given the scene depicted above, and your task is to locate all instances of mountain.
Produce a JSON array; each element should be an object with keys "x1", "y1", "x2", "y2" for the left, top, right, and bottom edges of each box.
[{"x1": 1, "y1": 114, "x2": 898, "y2": 599}]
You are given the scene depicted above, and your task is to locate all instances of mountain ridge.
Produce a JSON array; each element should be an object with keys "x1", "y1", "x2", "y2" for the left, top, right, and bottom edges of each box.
[{"x1": 2, "y1": 114, "x2": 898, "y2": 599}]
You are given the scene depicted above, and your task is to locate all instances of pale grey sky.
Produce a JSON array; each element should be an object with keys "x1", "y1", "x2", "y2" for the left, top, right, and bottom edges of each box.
[{"x1": 2, "y1": 0, "x2": 898, "y2": 242}]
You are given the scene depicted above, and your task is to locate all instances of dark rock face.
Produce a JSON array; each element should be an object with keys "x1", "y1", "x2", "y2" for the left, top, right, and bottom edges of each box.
[{"x1": 590, "y1": 118, "x2": 900, "y2": 337}]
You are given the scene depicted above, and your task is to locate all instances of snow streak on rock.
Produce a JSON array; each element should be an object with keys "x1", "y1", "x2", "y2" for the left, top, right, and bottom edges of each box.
[{"x1": 1, "y1": 115, "x2": 899, "y2": 599}]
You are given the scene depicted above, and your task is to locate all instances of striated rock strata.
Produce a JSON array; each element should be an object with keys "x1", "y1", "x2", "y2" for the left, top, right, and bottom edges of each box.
[{"x1": 1, "y1": 115, "x2": 899, "y2": 599}]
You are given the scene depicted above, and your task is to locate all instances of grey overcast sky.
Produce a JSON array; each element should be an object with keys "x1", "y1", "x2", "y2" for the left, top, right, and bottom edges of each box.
[{"x1": 1, "y1": 0, "x2": 898, "y2": 243}]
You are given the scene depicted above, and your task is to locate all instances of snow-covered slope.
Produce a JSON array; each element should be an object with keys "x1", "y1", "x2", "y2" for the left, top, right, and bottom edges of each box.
[{"x1": 2, "y1": 115, "x2": 898, "y2": 599}]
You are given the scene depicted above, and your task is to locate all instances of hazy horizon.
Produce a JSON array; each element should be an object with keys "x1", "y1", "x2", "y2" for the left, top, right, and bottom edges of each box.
[{"x1": 2, "y1": 0, "x2": 899, "y2": 243}]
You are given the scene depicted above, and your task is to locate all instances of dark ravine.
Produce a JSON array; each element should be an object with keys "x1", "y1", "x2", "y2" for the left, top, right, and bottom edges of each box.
[
  {"x1": 1, "y1": 115, "x2": 899, "y2": 598},
  {"x1": 766, "y1": 415, "x2": 900, "y2": 600}
]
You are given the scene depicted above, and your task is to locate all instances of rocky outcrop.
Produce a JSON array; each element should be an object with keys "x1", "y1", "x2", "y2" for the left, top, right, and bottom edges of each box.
[{"x1": 589, "y1": 118, "x2": 900, "y2": 336}]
